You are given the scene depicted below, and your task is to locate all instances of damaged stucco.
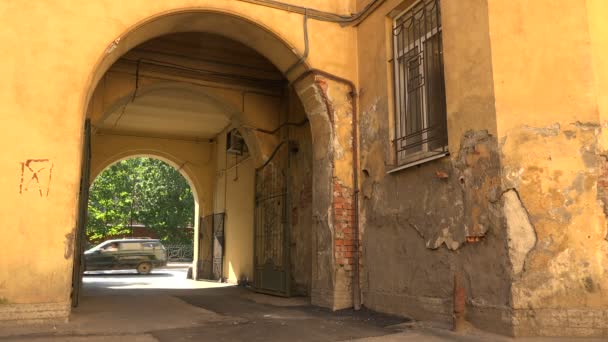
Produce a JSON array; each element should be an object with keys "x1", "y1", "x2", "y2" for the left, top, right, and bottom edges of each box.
[
  {"x1": 502, "y1": 189, "x2": 536, "y2": 276},
  {"x1": 294, "y1": 74, "x2": 356, "y2": 310},
  {"x1": 486, "y1": 0, "x2": 608, "y2": 334},
  {"x1": 381, "y1": 130, "x2": 502, "y2": 252},
  {"x1": 3, "y1": 0, "x2": 608, "y2": 338},
  {"x1": 353, "y1": 0, "x2": 608, "y2": 338},
  {"x1": 500, "y1": 121, "x2": 608, "y2": 327},
  {"x1": 357, "y1": 92, "x2": 511, "y2": 333}
]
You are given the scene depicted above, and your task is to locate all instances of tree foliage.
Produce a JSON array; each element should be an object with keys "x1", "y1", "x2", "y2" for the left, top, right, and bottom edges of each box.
[{"x1": 87, "y1": 158, "x2": 195, "y2": 244}]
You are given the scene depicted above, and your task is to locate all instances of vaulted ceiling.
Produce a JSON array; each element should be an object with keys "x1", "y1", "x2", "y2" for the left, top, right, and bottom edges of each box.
[{"x1": 95, "y1": 32, "x2": 285, "y2": 140}]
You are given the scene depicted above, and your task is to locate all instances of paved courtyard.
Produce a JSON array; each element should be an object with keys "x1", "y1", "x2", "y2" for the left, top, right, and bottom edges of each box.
[{"x1": 0, "y1": 266, "x2": 602, "y2": 341}]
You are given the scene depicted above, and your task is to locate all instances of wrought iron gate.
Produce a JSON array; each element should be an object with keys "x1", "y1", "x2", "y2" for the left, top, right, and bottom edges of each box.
[
  {"x1": 254, "y1": 141, "x2": 292, "y2": 296},
  {"x1": 71, "y1": 119, "x2": 91, "y2": 307},
  {"x1": 197, "y1": 213, "x2": 224, "y2": 280},
  {"x1": 164, "y1": 245, "x2": 194, "y2": 261},
  {"x1": 212, "y1": 213, "x2": 225, "y2": 280}
]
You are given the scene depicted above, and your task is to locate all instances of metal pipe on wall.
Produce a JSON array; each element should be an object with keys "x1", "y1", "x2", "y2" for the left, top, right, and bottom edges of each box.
[{"x1": 236, "y1": 0, "x2": 385, "y2": 27}]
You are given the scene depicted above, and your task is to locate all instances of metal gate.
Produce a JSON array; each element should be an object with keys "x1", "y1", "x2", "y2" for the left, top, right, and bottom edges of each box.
[
  {"x1": 254, "y1": 141, "x2": 292, "y2": 296},
  {"x1": 212, "y1": 213, "x2": 225, "y2": 280},
  {"x1": 71, "y1": 119, "x2": 91, "y2": 307},
  {"x1": 197, "y1": 213, "x2": 224, "y2": 280}
]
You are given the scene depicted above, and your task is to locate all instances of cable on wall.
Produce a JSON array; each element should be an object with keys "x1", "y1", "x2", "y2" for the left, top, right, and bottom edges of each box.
[
  {"x1": 236, "y1": 0, "x2": 385, "y2": 27},
  {"x1": 112, "y1": 60, "x2": 141, "y2": 128},
  {"x1": 284, "y1": 8, "x2": 308, "y2": 77}
]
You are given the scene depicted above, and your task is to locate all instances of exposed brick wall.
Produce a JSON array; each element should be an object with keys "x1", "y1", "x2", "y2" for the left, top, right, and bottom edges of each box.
[{"x1": 333, "y1": 179, "x2": 356, "y2": 272}]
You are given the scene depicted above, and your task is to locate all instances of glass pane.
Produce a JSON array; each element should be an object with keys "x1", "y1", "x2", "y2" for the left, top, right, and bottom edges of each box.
[
  {"x1": 424, "y1": 33, "x2": 447, "y2": 151},
  {"x1": 393, "y1": 0, "x2": 446, "y2": 163}
]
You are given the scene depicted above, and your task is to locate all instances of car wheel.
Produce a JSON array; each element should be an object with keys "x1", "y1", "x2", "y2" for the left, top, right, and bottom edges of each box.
[{"x1": 137, "y1": 262, "x2": 152, "y2": 275}]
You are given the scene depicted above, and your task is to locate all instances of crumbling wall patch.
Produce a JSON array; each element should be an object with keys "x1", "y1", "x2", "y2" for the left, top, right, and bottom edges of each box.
[
  {"x1": 64, "y1": 230, "x2": 75, "y2": 260},
  {"x1": 503, "y1": 189, "x2": 537, "y2": 276}
]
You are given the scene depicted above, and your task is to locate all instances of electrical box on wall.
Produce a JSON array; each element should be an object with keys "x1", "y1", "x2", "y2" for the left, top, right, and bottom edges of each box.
[{"x1": 226, "y1": 129, "x2": 247, "y2": 155}]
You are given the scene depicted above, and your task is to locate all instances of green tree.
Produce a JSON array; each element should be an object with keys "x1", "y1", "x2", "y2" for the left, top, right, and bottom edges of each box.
[{"x1": 86, "y1": 158, "x2": 194, "y2": 244}]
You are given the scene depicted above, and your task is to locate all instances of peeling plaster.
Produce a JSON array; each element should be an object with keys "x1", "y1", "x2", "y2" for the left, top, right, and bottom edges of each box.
[
  {"x1": 368, "y1": 130, "x2": 503, "y2": 252},
  {"x1": 571, "y1": 121, "x2": 601, "y2": 131},
  {"x1": 454, "y1": 130, "x2": 502, "y2": 239},
  {"x1": 520, "y1": 123, "x2": 561, "y2": 137},
  {"x1": 503, "y1": 189, "x2": 537, "y2": 276},
  {"x1": 427, "y1": 227, "x2": 462, "y2": 250},
  {"x1": 64, "y1": 230, "x2": 75, "y2": 260},
  {"x1": 503, "y1": 121, "x2": 608, "y2": 314},
  {"x1": 105, "y1": 38, "x2": 121, "y2": 54}
]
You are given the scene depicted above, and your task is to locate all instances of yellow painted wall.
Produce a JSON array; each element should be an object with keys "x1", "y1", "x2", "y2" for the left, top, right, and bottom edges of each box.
[
  {"x1": 0, "y1": 0, "x2": 354, "y2": 316},
  {"x1": 488, "y1": 0, "x2": 606, "y2": 308},
  {"x1": 483, "y1": 0, "x2": 608, "y2": 336},
  {"x1": 225, "y1": 158, "x2": 255, "y2": 284},
  {"x1": 355, "y1": 0, "x2": 497, "y2": 174},
  {"x1": 5, "y1": 0, "x2": 608, "y2": 336},
  {"x1": 213, "y1": 130, "x2": 255, "y2": 284},
  {"x1": 90, "y1": 134, "x2": 216, "y2": 215},
  {"x1": 588, "y1": 0, "x2": 608, "y2": 151}
]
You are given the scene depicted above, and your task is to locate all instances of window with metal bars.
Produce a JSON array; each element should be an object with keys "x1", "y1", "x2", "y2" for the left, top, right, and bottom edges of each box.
[{"x1": 392, "y1": 0, "x2": 448, "y2": 168}]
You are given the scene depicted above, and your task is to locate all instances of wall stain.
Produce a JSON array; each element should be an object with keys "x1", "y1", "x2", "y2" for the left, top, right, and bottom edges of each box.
[
  {"x1": 19, "y1": 159, "x2": 54, "y2": 197},
  {"x1": 64, "y1": 230, "x2": 75, "y2": 260}
]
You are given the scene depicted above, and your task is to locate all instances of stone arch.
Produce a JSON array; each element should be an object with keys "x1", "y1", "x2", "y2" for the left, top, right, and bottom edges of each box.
[
  {"x1": 81, "y1": 9, "x2": 355, "y2": 310},
  {"x1": 93, "y1": 81, "x2": 271, "y2": 169},
  {"x1": 91, "y1": 151, "x2": 202, "y2": 207},
  {"x1": 90, "y1": 151, "x2": 203, "y2": 275},
  {"x1": 81, "y1": 9, "x2": 311, "y2": 115}
]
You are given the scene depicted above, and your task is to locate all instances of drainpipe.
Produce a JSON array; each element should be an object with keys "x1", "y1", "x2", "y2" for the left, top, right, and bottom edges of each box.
[
  {"x1": 292, "y1": 69, "x2": 361, "y2": 310},
  {"x1": 453, "y1": 272, "x2": 466, "y2": 331}
]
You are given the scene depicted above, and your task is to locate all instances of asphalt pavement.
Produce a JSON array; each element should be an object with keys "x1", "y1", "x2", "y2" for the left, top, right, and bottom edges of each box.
[{"x1": 1, "y1": 265, "x2": 603, "y2": 341}]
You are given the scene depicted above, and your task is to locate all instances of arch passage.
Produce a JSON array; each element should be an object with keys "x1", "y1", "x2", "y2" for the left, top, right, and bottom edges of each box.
[
  {"x1": 79, "y1": 14, "x2": 357, "y2": 309},
  {"x1": 0, "y1": 8, "x2": 358, "y2": 325}
]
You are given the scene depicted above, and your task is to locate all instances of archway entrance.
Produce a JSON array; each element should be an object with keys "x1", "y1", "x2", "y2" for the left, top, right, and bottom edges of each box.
[
  {"x1": 72, "y1": 9, "x2": 357, "y2": 315},
  {"x1": 87, "y1": 156, "x2": 197, "y2": 261},
  {"x1": 74, "y1": 27, "x2": 320, "y2": 307},
  {"x1": 79, "y1": 156, "x2": 223, "y2": 296}
]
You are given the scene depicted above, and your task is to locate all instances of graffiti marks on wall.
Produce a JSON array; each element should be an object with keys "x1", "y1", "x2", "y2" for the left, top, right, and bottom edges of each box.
[{"x1": 19, "y1": 159, "x2": 53, "y2": 197}]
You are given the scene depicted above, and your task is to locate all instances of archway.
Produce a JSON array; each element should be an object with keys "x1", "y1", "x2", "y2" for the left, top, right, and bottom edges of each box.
[
  {"x1": 91, "y1": 153, "x2": 202, "y2": 271},
  {"x1": 87, "y1": 156, "x2": 198, "y2": 270},
  {"x1": 76, "y1": 9, "x2": 356, "y2": 312}
]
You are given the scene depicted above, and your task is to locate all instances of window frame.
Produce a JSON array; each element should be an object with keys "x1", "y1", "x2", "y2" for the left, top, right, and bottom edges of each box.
[{"x1": 389, "y1": 0, "x2": 449, "y2": 172}]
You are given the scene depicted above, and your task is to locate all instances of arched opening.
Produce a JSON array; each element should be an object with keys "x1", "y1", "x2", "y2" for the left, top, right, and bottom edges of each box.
[
  {"x1": 64, "y1": 8, "x2": 360, "y2": 322},
  {"x1": 75, "y1": 17, "x2": 324, "y2": 309},
  {"x1": 84, "y1": 156, "x2": 198, "y2": 287}
]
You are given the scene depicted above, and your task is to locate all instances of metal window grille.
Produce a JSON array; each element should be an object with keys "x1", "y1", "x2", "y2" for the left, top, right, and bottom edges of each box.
[{"x1": 393, "y1": 0, "x2": 447, "y2": 166}]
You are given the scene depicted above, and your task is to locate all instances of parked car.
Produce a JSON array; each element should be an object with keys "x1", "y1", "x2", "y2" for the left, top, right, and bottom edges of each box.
[{"x1": 84, "y1": 238, "x2": 167, "y2": 274}]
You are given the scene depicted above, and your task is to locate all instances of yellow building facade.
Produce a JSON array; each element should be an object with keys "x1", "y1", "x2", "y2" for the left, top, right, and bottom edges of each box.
[{"x1": 1, "y1": 0, "x2": 607, "y2": 337}]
